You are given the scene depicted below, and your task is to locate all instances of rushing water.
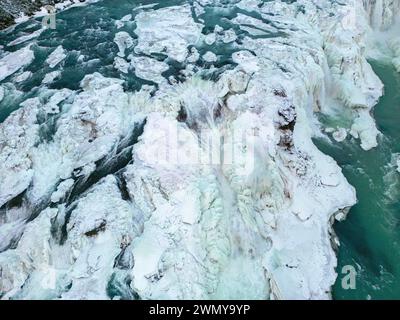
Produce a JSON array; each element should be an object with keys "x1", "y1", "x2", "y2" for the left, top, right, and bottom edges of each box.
[
  {"x1": 316, "y1": 62, "x2": 400, "y2": 299},
  {"x1": 0, "y1": 0, "x2": 283, "y2": 122},
  {"x1": 0, "y1": 0, "x2": 399, "y2": 299}
]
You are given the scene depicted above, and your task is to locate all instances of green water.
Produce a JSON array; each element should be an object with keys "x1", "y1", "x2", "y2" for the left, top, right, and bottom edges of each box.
[
  {"x1": 316, "y1": 62, "x2": 400, "y2": 299},
  {"x1": 0, "y1": 0, "x2": 283, "y2": 122}
]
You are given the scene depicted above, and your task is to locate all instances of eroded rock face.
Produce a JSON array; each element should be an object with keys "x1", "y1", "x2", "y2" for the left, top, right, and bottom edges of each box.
[{"x1": 0, "y1": 0, "x2": 398, "y2": 300}]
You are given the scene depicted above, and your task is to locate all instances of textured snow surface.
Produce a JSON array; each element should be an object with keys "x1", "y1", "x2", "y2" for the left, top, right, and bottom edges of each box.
[
  {"x1": 0, "y1": 0, "x2": 398, "y2": 300},
  {"x1": 134, "y1": 5, "x2": 203, "y2": 62},
  {"x1": 0, "y1": 0, "x2": 100, "y2": 29}
]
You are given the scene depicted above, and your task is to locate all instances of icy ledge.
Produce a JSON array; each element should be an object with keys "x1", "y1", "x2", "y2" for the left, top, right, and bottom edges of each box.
[{"x1": 0, "y1": 0, "x2": 397, "y2": 300}]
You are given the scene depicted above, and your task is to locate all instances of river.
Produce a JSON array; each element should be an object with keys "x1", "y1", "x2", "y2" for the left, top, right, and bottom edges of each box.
[{"x1": 316, "y1": 61, "x2": 400, "y2": 299}]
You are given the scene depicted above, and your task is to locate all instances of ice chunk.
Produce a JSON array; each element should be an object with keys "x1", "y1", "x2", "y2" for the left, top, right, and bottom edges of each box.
[
  {"x1": 0, "y1": 45, "x2": 34, "y2": 82},
  {"x1": 130, "y1": 56, "x2": 169, "y2": 84},
  {"x1": 114, "y1": 57, "x2": 130, "y2": 74},
  {"x1": 46, "y1": 46, "x2": 67, "y2": 68},
  {"x1": 15, "y1": 71, "x2": 32, "y2": 83},
  {"x1": 8, "y1": 29, "x2": 43, "y2": 47},
  {"x1": 50, "y1": 179, "x2": 74, "y2": 203},
  {"x1": 134, "y1": 5, "x2": 202, "y2": 62},
  {"x1": 42, "y1": 71, "x2": 61, "y2": 84},
  {"x1": 332, "y1": 128, "x2": 347, "y2": 142},
  {"x1": 202, "y1": 51, "x2": 217, "y2": 63},
  {"x1": 350, "y1": 111, "x2": 379, "y2": 150},
  {"x1": 114, "y1": 32, "x2": 134, "y2": 57}
]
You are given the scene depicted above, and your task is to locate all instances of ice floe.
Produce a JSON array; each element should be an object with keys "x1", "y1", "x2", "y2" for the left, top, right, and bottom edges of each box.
[
  {"x1": 14, "y1": 71, "x2": 32, "y2": 83},
  {"x1": 7, "y1": 29, "x2": 43, "y2": 47},
  {"x1": 42, "y1": 71, "x2": 61, "y2": 85},
  {"x1": 130, "y1": 56, "x2": 169, "y2": 84},
  {"x1": 114, "y1": 32, "x2": 134, "y2": 58},
  {"x1": 134, "y1": 5, "x2": 203, "y2": 62},
  {"x1": 46, "y1": 46, "x2": 67, "y2": 69},
  {"x1": 202, "y1": 51, "x2": 217, "y2": 63},
  {"x1": 0, "y1": 45, "x2": 34, "y2": 82}
]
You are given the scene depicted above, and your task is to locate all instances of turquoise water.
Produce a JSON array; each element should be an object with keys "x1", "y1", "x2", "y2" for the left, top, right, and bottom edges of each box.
[
  {"x1": 0, "y1": 0, "x2": 283, "y2": 122},
  {"x1": 316, "y1": 62, "x2": 400, "y2": 299}
]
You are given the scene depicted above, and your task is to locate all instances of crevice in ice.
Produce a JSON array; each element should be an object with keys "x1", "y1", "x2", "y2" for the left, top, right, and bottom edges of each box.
[
  {"x1": 115, "y1": 173, "x2": 131, "y2": 202},
  {"x1": 0, "y1": 189, "x2": 27, "y2": 213},
  {"x1": 57, "y1": 121, "x2": 145, "y2": 245},
  {"x1": 65, "y1": 120, "x2": 145, "y2": 207}
]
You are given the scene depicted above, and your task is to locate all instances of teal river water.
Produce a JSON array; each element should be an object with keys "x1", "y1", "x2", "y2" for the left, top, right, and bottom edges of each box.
[
  {"x1": 317, "y1": 62, "x2": 400, "y2": 299},
  {"x1": 0, "y1": 0, "x2": 399, "y2": 299}
]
